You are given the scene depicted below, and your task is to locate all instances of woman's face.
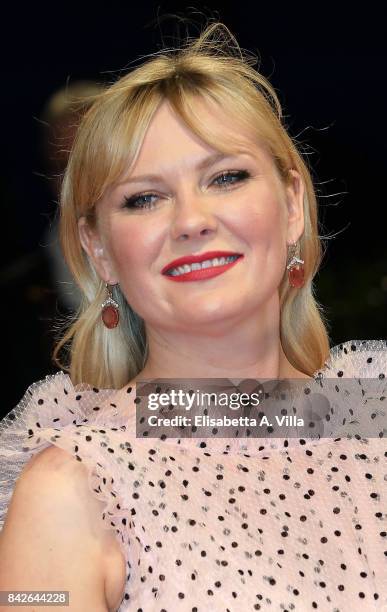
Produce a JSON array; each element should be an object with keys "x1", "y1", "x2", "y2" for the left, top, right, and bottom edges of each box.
[{"x1": 80, "y1": 100, "x2": 304, "y2": 334}]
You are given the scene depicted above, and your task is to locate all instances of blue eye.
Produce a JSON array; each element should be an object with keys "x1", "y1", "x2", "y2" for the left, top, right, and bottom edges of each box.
[
  {"x1": 212, "y1": 169, "x2": 250, "y2": 187},
  {"x1": 123, "y1": 193, "x2": 159, "y2": 210},
  {"x1": 122, "y1": 169, "x2": 250, "y2": 211}
]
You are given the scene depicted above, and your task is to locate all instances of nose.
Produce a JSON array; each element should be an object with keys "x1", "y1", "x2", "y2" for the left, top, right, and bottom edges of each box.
[{"x1": 170, "y1": 190, "x2": 218, "y2": 241}]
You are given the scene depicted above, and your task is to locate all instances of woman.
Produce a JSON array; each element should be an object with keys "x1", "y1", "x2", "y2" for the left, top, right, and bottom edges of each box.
[{"x1": 0, "y1": 22, "x2": 386, "y2": 612}]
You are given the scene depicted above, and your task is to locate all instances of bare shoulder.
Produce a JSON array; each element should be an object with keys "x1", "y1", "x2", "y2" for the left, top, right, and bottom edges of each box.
[{"x1": 0, "y1": 445, "x2": 126, "y2": 611}]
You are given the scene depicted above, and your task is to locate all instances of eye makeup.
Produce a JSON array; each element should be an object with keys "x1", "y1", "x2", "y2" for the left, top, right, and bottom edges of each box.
[{"x1": 121, "y1": 169, "x2": 251, "y2": 211}]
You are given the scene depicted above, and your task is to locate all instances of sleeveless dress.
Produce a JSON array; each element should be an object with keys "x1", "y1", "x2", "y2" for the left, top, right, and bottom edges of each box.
[{"x1": 0, "y1": 338, "x2": 386, "y2": 611}]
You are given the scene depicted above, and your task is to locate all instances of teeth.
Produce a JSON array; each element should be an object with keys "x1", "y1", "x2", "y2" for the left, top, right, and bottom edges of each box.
[
  {"x1": 201, "y1": 260, "x2": 212, "y2": 269},
  {"x1": 167, "y1": 255, "x2": 239, "y2": 276}
]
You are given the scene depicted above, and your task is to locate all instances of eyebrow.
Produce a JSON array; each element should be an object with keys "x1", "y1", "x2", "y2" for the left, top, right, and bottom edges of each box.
[{"x1": 122, "y1": 152, "x2": 244, "y2": 185}]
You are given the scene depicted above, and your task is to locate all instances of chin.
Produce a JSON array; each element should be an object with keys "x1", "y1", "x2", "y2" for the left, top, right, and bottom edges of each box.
[{"x1": 178, "y1": 305, "x2": 244, "y2": 328}]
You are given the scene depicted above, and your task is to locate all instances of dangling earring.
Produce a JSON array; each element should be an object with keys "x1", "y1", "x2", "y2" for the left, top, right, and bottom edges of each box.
[
  {"x1": 286, "y1": 241, "x2": 305, "y2": 288},
  {"x1": 101, "y1": 283, "x2": 120, "y2": 328}
]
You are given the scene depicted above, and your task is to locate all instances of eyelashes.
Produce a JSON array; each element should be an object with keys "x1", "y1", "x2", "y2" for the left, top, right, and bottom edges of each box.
[{"x1": 122, "y1": 169, "x2": 251, "y2": 211}]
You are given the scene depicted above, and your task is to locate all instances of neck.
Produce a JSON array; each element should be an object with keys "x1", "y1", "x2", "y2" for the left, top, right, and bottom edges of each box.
[{"x1": 131, "y1": 296, "x2": 310, "y2": 385}]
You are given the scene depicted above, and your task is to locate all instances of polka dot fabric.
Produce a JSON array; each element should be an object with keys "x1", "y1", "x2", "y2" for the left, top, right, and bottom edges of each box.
[{"x1": 0, "y1": 339, "x2": 386, "y2": 611}]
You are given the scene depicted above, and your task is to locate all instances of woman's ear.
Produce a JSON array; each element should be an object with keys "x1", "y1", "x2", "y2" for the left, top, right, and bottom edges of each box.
[
  {"x1": 285, "y1": 169, "x2": 305, "y2": 244},
  {"x1": 78, "y1": 216, "x2": 119, "y2": 284}
]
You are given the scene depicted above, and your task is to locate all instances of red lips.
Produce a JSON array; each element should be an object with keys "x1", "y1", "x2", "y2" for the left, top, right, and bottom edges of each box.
[{"x1": 161, "y1": 251, "x2": 242, "y2": 275}]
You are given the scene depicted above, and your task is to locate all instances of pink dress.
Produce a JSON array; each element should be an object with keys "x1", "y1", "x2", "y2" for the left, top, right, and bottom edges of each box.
[{"x1": 0, "y1": 339, "x2": 386, "y2": 611}]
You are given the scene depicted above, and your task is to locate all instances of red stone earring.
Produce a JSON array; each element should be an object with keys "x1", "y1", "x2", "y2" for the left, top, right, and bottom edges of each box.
[
  {"x1": 101, "y1": 283, "x2": 120, "y2": 329},
  {"x1": 286, "y1": 241, "x2": 305, "y2": 288}
]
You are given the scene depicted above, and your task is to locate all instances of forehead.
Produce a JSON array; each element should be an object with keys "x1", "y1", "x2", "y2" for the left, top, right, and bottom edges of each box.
[{"x1": 129, "y1": 99, "x2": 273, "y2": 173}]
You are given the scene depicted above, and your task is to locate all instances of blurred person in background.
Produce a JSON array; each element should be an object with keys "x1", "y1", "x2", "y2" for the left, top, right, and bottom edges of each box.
[
  {"x1": 0, "y1": 80, "x2": 103, "y2": 413},
  {"x1": 40, "y1": 80, "x2": 104, "y2": 312}
]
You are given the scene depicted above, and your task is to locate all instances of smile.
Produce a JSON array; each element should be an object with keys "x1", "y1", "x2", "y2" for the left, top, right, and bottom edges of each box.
[{"x1": 163, "y1": 255, "x2": 243, "y2": 282}]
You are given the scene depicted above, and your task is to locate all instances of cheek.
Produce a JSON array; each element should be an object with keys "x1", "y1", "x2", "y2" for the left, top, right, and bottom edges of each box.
[
  {"x1": 234, "y1": 187, "x2": 284, "y2": 245},
  {"x1": 107, "y1": 218, "x2": 161, "y2": 273}
]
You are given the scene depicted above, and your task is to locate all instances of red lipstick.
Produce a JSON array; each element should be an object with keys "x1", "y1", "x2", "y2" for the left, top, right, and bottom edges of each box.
[{"x1": 161, "y1": 251, "x2": 243, "y2": 283}]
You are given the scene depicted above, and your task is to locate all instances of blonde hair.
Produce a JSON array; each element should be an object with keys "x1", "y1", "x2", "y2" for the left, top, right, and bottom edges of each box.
[{"x1": 53, "y1": 22, "x2": 331, "y2": 388}]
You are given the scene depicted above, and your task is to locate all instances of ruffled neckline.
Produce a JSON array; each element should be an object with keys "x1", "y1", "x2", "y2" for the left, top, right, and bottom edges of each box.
[{"x1": 1, "y1": 339, "x2": 386, "y2": 452}]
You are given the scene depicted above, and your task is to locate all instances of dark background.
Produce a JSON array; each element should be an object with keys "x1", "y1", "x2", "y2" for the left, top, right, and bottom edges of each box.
[{"x1": 1, "y1": 2, "x2": 386, "y2": 413}]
